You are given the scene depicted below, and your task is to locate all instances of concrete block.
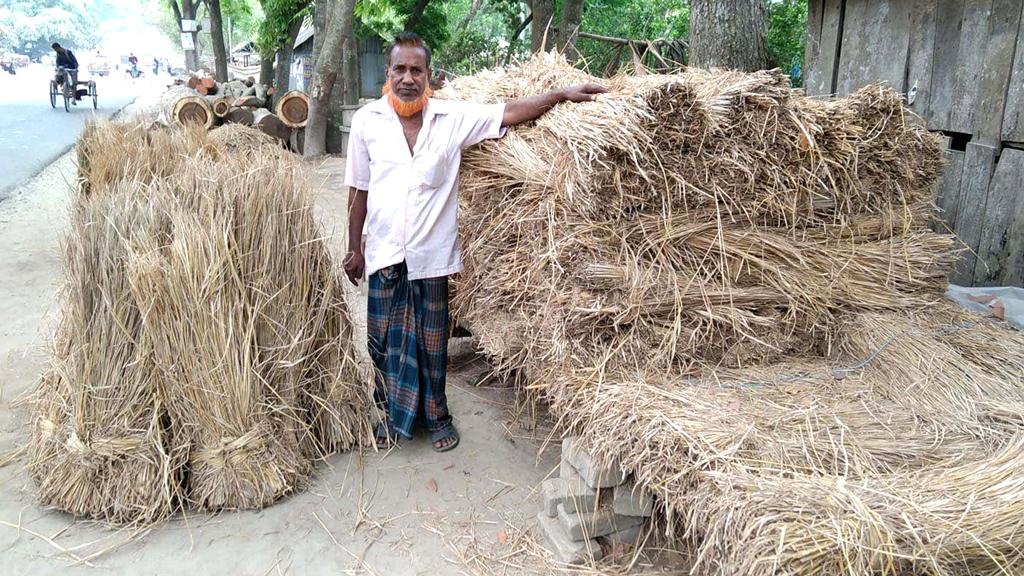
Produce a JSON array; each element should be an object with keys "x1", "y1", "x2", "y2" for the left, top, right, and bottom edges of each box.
[
  {"x1": 559, "y1": 457, "x2": 577, "y2": 483},
  {"x1": 613, "y1": 478, "x2": 653, "y2": 517},
  {"x1": 537, "y1": 512, "x2": 604, "y2": 565},
  {"x1": 562, "y1": 437, "x2": 627, "y2": 489},
  {"x1": 559, "y1": 461, "x2": 599, "y2": 514},
  {"x1": 598, "y1": 521, "x2": 644, "y2": 547},
  {"x1": 557, "y1": 503, "x2": 642, "y2": 542},
  {"x1": 542, "y1": 478, "x2": 567, "y2": 517}
]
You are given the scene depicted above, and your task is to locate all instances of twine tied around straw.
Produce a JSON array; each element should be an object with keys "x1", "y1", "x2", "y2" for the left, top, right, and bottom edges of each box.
[{"x1": 193, "y1": 429, "x2": 268, "y2": 467}]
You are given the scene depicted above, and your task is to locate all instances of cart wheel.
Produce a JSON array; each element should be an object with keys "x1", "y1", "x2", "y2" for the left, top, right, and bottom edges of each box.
[
  {"x1": 63, "y1": 86, "x2": 70, "y2": 112},
  {"x1": 90, "y1": 81, "x2": 97, "y2": 109},
  {"x1": 49, "y1": 80, "x2": 57, "y2": 108}
]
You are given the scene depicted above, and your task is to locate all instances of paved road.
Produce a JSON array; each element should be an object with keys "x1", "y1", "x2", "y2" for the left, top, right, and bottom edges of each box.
[{"x1": 0, "y1": 65, "x2": 144, "y2": 200}]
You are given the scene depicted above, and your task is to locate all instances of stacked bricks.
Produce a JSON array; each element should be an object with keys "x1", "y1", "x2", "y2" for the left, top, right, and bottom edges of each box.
[{"x1": 537, "y1": 437, "x2": 654, "y2": 565}]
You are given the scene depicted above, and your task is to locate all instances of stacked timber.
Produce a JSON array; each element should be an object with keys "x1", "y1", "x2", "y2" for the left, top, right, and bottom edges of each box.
[{"x1": 161, "y1": 84, "x2": 308, "y2": 147}]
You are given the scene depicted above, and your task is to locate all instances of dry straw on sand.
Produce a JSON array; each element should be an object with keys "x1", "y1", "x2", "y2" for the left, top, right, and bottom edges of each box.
[
  {"x1": 441, "y1": 53, "x2": 1024, "y2": 573},
  {"x1": 28, "y1": 122, "x2": 371, "y2": 523}
]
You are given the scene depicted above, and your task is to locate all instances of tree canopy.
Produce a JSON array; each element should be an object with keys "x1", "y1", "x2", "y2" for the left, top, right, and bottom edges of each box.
[
  {"x1": 429, "y1": 0, "x2": 807, "y2": 84},
  {"x1": 140, "y1": 0, "x2": 808, "y2": 85},
  {"x1": 0, "y1": 0, "x2": 103, "y2": 58}
]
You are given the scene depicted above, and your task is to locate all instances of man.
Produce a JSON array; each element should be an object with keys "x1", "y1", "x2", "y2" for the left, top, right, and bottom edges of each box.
[
  {"x1": 127, "y1": 52, "x2": 140, "y2": 78},
  {"x1": 51, "y1": 43, "x2": 79, "y2": 102},
  {"x1": 344, "y1": 32, "x2": 605, "y2": 452}
]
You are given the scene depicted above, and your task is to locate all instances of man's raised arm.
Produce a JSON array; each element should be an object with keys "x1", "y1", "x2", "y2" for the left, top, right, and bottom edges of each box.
[{"x1": 501, "y1": 83, "x2": 607, "y2": 127}]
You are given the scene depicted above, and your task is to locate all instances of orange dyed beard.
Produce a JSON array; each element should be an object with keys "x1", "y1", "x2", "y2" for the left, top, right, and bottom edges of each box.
[{"x1": 383, "y1": 82, "x2": 433, "y2": 117}]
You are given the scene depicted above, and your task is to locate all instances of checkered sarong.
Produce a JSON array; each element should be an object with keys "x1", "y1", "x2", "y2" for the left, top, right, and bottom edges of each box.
[{"x1": 367, "y1": 262, "x2": 451, "y2": 439}]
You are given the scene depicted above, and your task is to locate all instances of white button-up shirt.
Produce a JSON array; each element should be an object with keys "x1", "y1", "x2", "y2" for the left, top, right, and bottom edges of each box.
[{"x1": 344, "y1": 97, "x2": 506, "y2": 280}]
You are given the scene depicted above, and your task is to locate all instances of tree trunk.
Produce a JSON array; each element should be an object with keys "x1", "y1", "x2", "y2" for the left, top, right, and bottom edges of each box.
[
  {"x1": 206, "y1": 0, "x2": 228, "y2": 82},
  {"x1": 558, "y1": 0, "x2": 583, "y2": 62},
  {"x1": 305, "y1": 0, "x2": 356, "y2": 158},
  {"x1": 505, "y1": 13, "x2": 532, "y2": 64},
  {"x1": 313, "y1": 0, "x2": 328, "y2": 64},
  {"x1": 404, "y1": 0, "x2": 431, "y2": 31},
  {"x1": 259, "y1": 54, "x2": 273, "y2": 85},
  {"x1": 689, "y1": 0, "x2": 769, "y2": 71},
  {"x1": 529, "y1": 0, "x2": 555, "y2": 53},
  {"x1": 340, "y1": 30, "x2": 359, "y2": 105},
  {"x1": 272, "y1": 17, "x2": 303, "y2": 107},
  {"x1": 457, "y1": 0, "x2": 483, "y2": 32},
  {"x1": 169, "y1": 0, "x2": 200, "y2": 71}
]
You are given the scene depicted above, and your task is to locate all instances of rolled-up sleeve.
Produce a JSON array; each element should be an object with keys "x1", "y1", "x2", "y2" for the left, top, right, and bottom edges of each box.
[
  {"x1": 344, "y1": 113, "x2": 370, "y2": 190},
  {"x1": 455, "y1": 103, "x2": 507, "y2": 149}
]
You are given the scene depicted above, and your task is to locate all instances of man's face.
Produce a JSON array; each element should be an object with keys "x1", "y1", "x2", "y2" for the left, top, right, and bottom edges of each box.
[{"x1": 387, "y1": 45, "x2": 429, "y2": 102}]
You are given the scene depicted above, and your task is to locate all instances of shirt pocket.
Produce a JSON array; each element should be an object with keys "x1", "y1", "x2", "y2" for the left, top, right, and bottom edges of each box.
[{"x1": 413, "y1": 148, "x2": 447, "y2": 189}]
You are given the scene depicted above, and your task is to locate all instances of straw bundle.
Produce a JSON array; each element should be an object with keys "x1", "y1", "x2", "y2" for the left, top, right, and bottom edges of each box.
[
  {"x1": 691, "y1": 435, "x2": 1024, "y2": 575},
  {"x1": 441, "y1": 54, "x2": 1024, "y2": 572},
  {"x1": 441, "y1": 53, "x2": 953, "y2": 373},
  {"x1": 27, "y1": 186, "x2": 182, "y2": 524},
  {"x1": 28, "y1": 120, "x2": 371, "y2": 523},
  {"x1": 206, "y1": 123, "x2": 288, "y2": 158}
]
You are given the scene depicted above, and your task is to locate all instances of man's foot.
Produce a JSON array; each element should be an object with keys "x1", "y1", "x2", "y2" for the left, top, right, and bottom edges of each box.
[{"x1": 431, "y1": 423, "x2": 460, "y2": 452}]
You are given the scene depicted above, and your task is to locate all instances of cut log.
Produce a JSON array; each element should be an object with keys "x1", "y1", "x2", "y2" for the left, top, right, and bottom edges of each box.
[
  {"x1": 224, "y1": 106, "x2": 255, "y2": 125},
  {"x1": 159, "y1": 85, "x2": 201, "y2": 125},
  {"x1": 200, "y1": 77, "x2": 217, "y2": 95},
  {"x1": 276, "y1": 90, "x2": 310, "y2": 128},
  {"x1": 289, "y1": 127, "x2": 306, "y2": 155},
  {"x1": 196, "y1": 84, "x2": 209, "y2": 96},
  {"x1": 212, "y1": 96, "x2": 232, "y2": 118},
  {"x1": 173, "y1": 96, "x2": 215, "y2": 129},
  {"x1": 252, "y1": 109, "x2": 292, "y2": 142},
  {"x1": 186, "y1": 76, "x2": 201, "y2": 90}
]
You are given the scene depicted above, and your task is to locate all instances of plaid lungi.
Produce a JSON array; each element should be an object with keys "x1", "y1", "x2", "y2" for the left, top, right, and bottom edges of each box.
[{"x1": 367, "y1": 261, "x2": 451, "y2": 439}]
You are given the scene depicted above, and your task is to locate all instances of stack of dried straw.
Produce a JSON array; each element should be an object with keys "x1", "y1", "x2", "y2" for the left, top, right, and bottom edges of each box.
[
  {"x1": 441, "y1": 53, "x2": 1024, "y2": 574},
  {"x1": 28, "y1": 122, "x2": 371, "y2": 524}
]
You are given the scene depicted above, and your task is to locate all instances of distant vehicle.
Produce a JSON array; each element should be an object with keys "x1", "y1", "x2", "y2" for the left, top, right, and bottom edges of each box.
[
  {"x1": 3, "y1": 53, "x2": 30, "y2": 68},
  {"x1": 88, "y1": 52, "x2": 111, "y2": 77}
]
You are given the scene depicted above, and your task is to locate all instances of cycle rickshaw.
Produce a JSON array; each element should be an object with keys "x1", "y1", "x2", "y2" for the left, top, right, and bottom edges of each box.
[{"x1": 50, "y1": 66, "x2": 97, "y2": 112}]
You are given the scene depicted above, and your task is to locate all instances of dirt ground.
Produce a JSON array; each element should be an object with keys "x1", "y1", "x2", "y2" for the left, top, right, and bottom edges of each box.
[{"x1": 0, "y1": 142, "x2": 571, "y2": 575}]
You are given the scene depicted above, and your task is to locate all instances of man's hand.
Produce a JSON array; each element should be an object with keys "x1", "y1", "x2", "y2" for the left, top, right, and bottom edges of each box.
[
  {"x1": 502, "y1": 83, "x2": 609, "y2": 127},
  {"x1": 344, "y1": 250, "x2": 365, "y2": 286},
  {"x1": 560, "y1": 83, "x2": 608, "y2": 103}
]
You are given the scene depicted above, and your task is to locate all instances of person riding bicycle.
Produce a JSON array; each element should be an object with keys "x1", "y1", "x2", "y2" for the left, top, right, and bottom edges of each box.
[
  {"x1": 51, "y1": 43, "x2": 80, "y2": 102},
  {"x1": 128, "y1": 52, "x2": 139, "y2": 78}
]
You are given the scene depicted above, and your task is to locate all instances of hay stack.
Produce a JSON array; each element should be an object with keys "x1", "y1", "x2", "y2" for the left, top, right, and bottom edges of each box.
[
  {"x1": 441, "y1": 54, "x2": 1024, "y2": 573},
  {"x1": 442, "y1": 54, "x2": 953, "y2": 372},
  {"x1": 29, "y1": 121, "x2": 371, "y2": 523}
]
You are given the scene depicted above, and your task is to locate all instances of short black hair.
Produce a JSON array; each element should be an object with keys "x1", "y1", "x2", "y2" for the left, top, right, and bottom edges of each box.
[
  {"x1": 386, "y1": 32, "x2": 431, "y2": 69},
  {"x1": 52, "y1": 42, "x2": 61, "y2": 50}
]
